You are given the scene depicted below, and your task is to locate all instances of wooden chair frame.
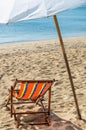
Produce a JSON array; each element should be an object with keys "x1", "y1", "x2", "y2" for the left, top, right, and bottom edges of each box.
[{"x1": 6, "y1": 79, "x2": 55, "y2": 128}]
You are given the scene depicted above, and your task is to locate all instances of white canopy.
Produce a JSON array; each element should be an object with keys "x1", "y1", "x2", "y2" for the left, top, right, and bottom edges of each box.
[{"x1": 0, "y1": 0, "x2": 86, "y2": 24}]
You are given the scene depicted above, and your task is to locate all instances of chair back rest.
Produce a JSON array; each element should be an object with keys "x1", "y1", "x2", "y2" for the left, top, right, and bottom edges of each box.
[{"x1": 13, "y1": 80, "x2": 55, "y2": 100}]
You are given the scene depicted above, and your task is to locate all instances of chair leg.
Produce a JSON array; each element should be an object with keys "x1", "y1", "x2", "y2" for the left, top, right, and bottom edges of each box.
[
  {"x1": 12, "y1": 105, "x2": 17, "y2": 121},
  {"x1": 48, "y1": 88, "x2": 51, "y2": 115},
  {"x1": 16, "y1": 121, "x2": 19, "y2": 128},
  {"x1": 10, "y1": 86, "x2": 19, "y2": 128},
  {"x1": 12, "y1": 105, "x2": 19, "y2": 128},
  {"x1": 40, "y1": 99, "x2": 50, "y2": 125}
]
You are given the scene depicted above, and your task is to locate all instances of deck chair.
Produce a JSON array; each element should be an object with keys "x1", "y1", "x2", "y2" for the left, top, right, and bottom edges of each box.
[{"x1": 6, "y1": 79, "x2": 55, "y2": 128}]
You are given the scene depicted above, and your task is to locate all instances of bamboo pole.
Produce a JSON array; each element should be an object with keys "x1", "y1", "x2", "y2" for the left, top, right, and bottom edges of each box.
[{"x1": 53, "y1": 15, "x2": 81, "y2": 119}]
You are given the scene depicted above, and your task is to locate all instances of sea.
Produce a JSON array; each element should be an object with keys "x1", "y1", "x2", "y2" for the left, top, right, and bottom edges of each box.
[{"x1": 0, "y1": 5, "x2": 86, "y2": 44}]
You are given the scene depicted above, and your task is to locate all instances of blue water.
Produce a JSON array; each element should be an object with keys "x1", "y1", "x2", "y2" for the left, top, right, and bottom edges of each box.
[{"x1": 0, "y1": 6, "x2": 86, "y2": 44}]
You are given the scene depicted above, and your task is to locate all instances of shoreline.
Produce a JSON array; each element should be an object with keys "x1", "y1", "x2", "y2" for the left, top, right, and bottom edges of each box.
[
  {"x1": 0, "y1": 36, "x2": 86, "y2": 56},
  {"x1": 0, "y1": 36, "x2": 86, "y2": 130},
  {"x1": 0, "y1": 36, "x2": 86, "y2": 46}
]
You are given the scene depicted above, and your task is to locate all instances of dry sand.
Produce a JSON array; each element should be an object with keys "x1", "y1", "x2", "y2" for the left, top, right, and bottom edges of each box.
[{"x1": 0, "y1": 37, "x2": 86, "y2": 130}]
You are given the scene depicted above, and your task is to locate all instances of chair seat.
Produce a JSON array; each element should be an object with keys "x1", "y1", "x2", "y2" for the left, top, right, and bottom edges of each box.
[{"x1": 13, "y1": 81, "x2": 53, "y2": 101}]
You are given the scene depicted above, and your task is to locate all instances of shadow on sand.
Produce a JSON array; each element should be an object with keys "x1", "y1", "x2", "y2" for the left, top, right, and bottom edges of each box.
[{"x1": 18, "y1": 111, "x2": 84, "y2": 130}]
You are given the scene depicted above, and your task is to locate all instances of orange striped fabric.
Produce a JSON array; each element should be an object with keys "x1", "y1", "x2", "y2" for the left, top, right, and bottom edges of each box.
[{"x1": 13, "y1": 81, "x2": 52, "y2": 100}]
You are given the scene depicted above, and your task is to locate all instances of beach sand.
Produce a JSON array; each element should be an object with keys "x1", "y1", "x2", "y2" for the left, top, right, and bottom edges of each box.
[{"x1": 0, "y1": 37, "x2": 86, "y2": 130}]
